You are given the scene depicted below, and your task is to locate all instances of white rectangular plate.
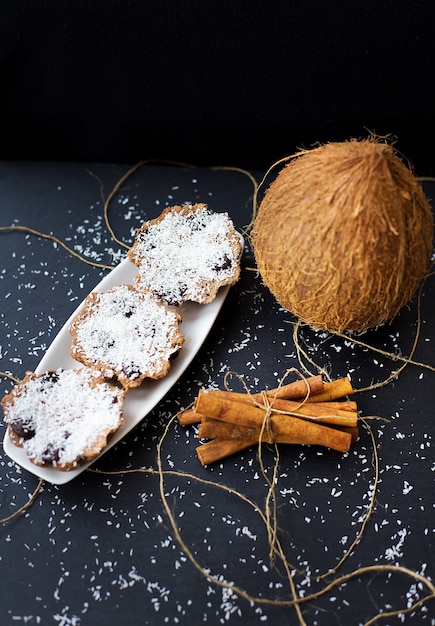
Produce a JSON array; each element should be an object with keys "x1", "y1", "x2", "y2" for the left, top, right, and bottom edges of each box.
[{"x1": 3, "y1": 255, "x2": 233, "y2": 484}]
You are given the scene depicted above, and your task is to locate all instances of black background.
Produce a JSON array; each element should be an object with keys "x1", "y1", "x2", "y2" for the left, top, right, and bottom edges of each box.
[
  {"x1": 1, "y1": 1, "x2": 435, "y2": 174},
  {"x1": 1, "y1": 2, "x2": 435, "y2": 623},
  {"x1": 0, "y1": 162, "x2": 434, "y2": 625}
]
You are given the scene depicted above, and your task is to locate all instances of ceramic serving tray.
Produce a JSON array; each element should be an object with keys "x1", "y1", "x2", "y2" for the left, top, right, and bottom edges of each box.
[{"x1": 3, "y1": 255, "x2": 234, "y2": 485}]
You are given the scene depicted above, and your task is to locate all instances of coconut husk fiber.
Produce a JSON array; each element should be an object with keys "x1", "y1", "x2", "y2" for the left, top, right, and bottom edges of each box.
[{"x1": 251, "y1": 139, "x2": 434, "y2": 333}]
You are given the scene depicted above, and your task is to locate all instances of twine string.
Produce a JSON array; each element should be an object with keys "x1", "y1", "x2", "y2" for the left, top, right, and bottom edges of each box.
[
  {"x1": 0, "y1": 225, "x2": 114, "y2": 271},
  {"x1": 1, "y1": 159, "x2": 434, "y2": 624},
  {"x1": 0, "y1": 476, "x2": 44, "y2": 524}
]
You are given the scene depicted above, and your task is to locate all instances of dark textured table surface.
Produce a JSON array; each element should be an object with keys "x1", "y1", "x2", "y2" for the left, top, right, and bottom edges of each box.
[{"x1": 0, "y1": 161, "x2": 434, "y2": 625}]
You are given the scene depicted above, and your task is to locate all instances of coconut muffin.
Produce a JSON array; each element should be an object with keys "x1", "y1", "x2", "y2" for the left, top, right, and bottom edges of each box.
[
  {"x1": 1, "y1": 368, "x2": 125, "y2": 471},
  {"x1": 128, "y1": 203, "x2": 243, "y2": 306},
  {"x1": 69, "y1": 284, "x2": 184, "y2": 389}
]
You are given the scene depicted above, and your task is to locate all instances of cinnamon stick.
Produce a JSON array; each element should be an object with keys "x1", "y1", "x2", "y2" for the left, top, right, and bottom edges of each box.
[
  {"x1": 196, "y1": 423, "x2": 358, "y2": 465},
  {"x1": 177, "y1": 376, "x2": 353, "y2": 426},
  {"x1": 307, "y1": 377, "x2": 354, "y2": 402},
  {"x1": 196, "y1": 439, "x2": 255, "y2": 466},
  {"x1": 222, "y1": 375, "x2": 324, "y2": 404},
  {"x1": 198, "y1": 418, "x2": 259, "y2": 441},
  {"x1": 200, "y1": 389, "x2": 358, "y2": 427},
  {"x1": 177, "y1": 408, "x2": 201, "y2": 425},
  {"x1": 194, "y1": 391, "x2": 352, "y2": 453},
  {"x1": 257, "y1": 396, "x2": 358, "y2": 426},
  {"x1": 179, "y1": 375, "x2": 358, "y2": 465},
  {"x1": 262, "y1": 374, "x2": 324, "y2": 400},
  {"x1": 333, "y1": 424, "x2": 359, "y2": 443},
  {"x1": 198, "y1": 416, "x2": 355, "y2": 450}
]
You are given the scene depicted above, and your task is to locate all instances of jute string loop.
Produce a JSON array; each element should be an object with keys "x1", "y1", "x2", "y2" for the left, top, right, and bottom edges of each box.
[{"x1": 1, "y1": 160, "x2": 434, "y2": 624}]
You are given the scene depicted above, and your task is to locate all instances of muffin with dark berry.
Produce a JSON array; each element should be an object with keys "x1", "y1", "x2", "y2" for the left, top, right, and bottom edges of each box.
[
  {"x1": 69, "y1": 284, "x2": 184, "y2": 389},
  {"x1": 128, "y1": 203, "x2": 243, "y2": 306},
  {"x1": 1, "y1": 368, "x2": 125, "y2": 471}
]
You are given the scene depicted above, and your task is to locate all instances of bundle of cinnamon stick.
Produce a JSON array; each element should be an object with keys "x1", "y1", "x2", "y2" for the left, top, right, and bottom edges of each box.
[{"x1": 177, "y1": 375, "x2": 358, "y2": 465}]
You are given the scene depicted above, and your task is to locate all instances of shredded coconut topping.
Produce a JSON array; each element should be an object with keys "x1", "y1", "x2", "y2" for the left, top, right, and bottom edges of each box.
[
  {"x1": 129, "y1": 204, "x2": 242, "y2": 305},
  {"x1": 70, "y1": 284, "x2": 184, "y2": 386},
  {"x1": 3, "y1": 368, "x2": 123, "y2": 468}
]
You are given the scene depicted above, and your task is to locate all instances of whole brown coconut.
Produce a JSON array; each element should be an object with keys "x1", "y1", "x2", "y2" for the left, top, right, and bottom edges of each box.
[{"x1": 251, "y1": 140, "x2": 434, "y2": 332}]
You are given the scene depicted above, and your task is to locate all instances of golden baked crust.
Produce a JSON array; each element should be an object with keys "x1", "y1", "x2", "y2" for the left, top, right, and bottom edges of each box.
[
  {"x1": 69, "y1": 284, "x2": 184, "y2": 389},
  {"x1": 1, "y1": 368, "x2": 125, "y2": 471},
  {"x1": 128, "y1": 203, "x2": 243, "y2": 306}
]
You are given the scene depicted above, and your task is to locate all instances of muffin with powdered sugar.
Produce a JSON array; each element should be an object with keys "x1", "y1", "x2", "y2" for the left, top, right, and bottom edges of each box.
[
  {"x1": 69, "y1": 284, "x2": 184, "y2": 389},
  {"x1": 128, "y1": 203, "x2": 243, "y2": 306},
  {"x1": 2, "y1": 368, "x2": 125, "y2": 471}
]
